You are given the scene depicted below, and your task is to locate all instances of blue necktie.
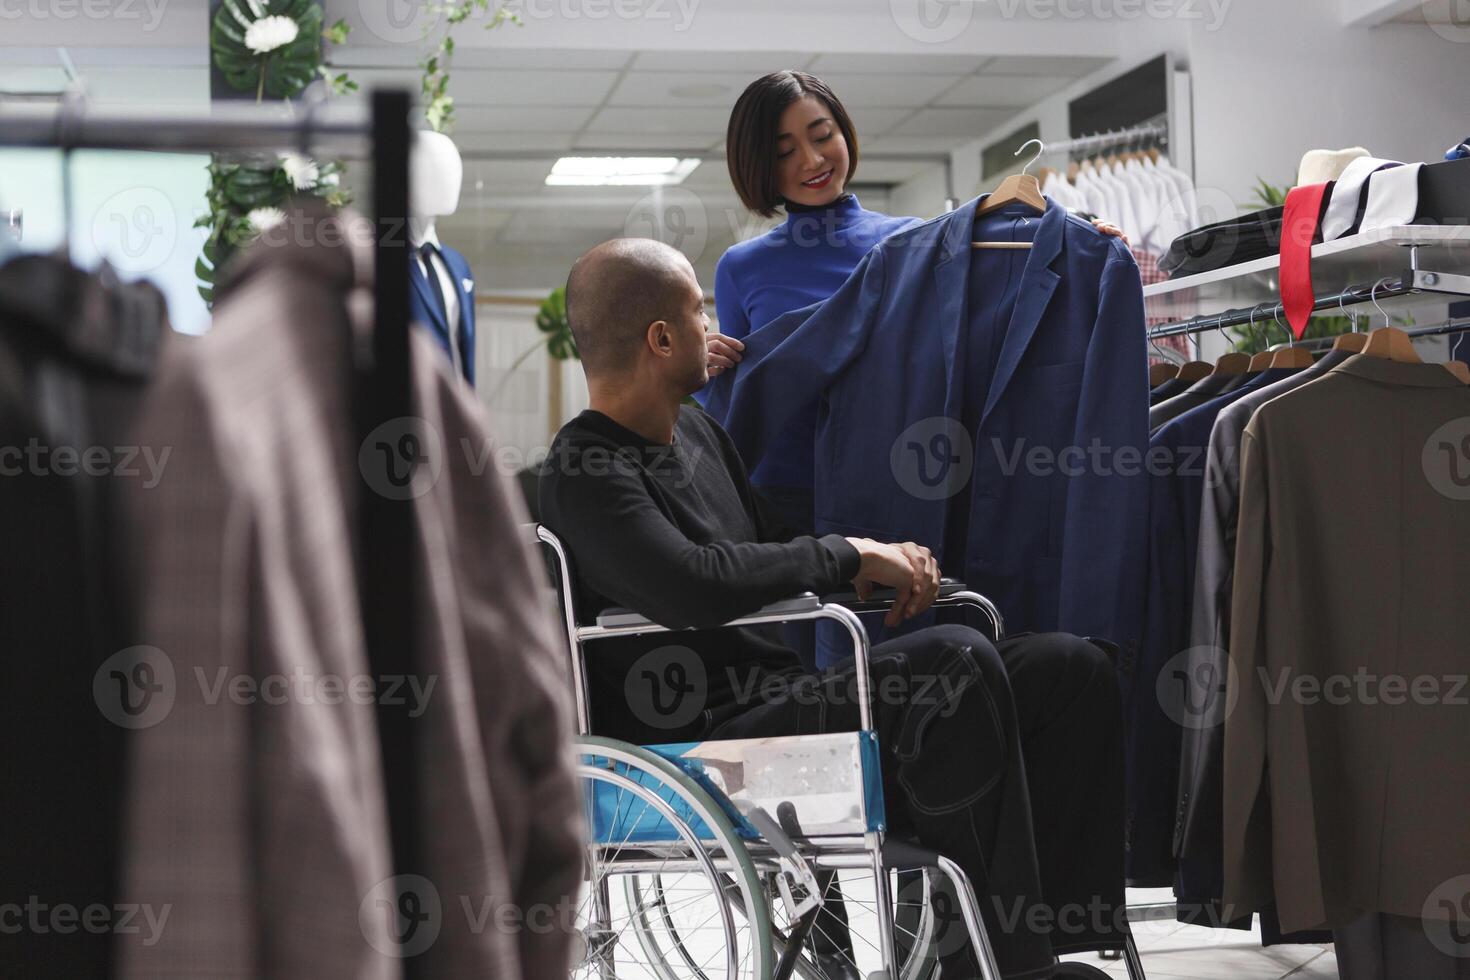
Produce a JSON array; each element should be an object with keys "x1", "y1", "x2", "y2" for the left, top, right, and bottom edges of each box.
[{"x1": 419, "y1": 242, "x2": 463, "y2": 371}]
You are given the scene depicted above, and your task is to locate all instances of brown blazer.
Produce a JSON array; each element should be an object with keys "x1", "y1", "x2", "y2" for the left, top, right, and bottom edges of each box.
[
  {"x1": 1225, "y1": 354, "x2": 1470, "y2": 933},
  {"x1": 113, "y1": 210, "x2": 581, "y2": 978}
]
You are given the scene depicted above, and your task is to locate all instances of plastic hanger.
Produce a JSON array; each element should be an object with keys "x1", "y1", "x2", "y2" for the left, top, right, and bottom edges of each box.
[{"x1": 976, "y1": 139, "x2": 1047, "y2": 233}]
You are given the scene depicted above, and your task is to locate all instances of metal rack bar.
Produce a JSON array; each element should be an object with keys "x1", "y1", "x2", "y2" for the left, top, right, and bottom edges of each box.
[
  {"x1": 1041, "y1": 118, "x2": 1170, "y2": 158},
  {"x1": 0, "y1": 100, "x2": 371, "y2": 154}
]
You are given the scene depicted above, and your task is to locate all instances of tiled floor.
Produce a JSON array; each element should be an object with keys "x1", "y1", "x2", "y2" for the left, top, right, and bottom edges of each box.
[{"x1": 1061, "y1": 890, "x2": 1339, "y2": 979}]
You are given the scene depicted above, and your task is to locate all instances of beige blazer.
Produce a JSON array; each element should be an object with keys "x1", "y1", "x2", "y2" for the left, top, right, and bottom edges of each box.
[
  {"x1": 114, "y1": 209, "x2": 581, "y2": 978},
  {"x1": 1225, "y1": 354, "x2": 1470, "y2": 933}
]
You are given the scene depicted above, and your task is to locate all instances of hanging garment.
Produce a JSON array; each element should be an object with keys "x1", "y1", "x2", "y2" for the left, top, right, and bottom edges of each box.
[
  {"x1": 705, "y1": 195, "x2": 1150, "y2": 656},
  {"x1": 410, "y1": 234, "x2": 477, "y2": 384},
  {"x1": 1149, "y1": 372, "x2": 1239, "y2": 430},
  {"x1": 113, "y1": 208, "x2": 581, "y2": 979},
  {"x1": 1126, "y1": 368, "x2": 1299, "y2": 885},
  {"x1": 1334, "y1": 912, "x2": 1470, "y2": 979},
  {"x1": 1225, "y1": 354, "x2": 1470, "y2": 932},
  {"x1": 1174, "y1": 348, "x2": 1356, "y2": 913},
  {"x1": 0, "y1": 255, "x2": 169, "y2": 979}
]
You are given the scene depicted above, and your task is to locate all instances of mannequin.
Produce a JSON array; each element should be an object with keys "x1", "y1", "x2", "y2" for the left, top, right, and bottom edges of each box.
[{"x1": 409, "y1": 130, "x2": 477, "y2": 385}]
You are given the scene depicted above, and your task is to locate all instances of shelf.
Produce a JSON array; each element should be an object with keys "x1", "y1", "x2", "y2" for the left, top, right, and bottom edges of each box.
[{"x1": 1143, "y1": 225, "x2": 1470, "y2": 321}]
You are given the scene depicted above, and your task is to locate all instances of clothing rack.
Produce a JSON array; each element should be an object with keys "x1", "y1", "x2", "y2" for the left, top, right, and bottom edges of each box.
[
  {"x1": 1041, "y1": 118, "x2": 1170, "y2": 159},
  {"x1": 0, "y1": 92, "x2": 424, "y2": 970},
  {"x1": 1147, "y1": 239, "x2": 1470, "y2": 340}
]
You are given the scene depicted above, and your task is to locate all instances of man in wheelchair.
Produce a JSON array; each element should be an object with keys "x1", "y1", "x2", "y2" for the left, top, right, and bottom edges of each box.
[{"x1": 539, "y1": 238, "x2": 1127, "y2": 980}]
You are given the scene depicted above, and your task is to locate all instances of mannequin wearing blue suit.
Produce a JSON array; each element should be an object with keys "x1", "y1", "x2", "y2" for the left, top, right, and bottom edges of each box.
[{"x1": 410, "y1": 234, "x2": 477, "y2": 385}]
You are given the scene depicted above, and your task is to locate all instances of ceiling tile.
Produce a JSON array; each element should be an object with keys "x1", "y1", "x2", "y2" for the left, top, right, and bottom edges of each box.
[
  {"x1": 631, "y1": 51, "x2": 816, "y2": 73},
  {"x1": 817, "y1": 73, "x2": 961, "y2": 108},
  {"x1": 862, "y1": 135, "x2": 975, "y2": 157},
  {"x1": 608, "y1": 71, "x2": 752, "y2": 107},
  {"x1": 934, "y1": 74, "x2": 1073, "y2": 108},
  {"x1": 572, "y1": 132, "x2": 717, "y2": 151},
  {"x1": 331, "y1": 45, "x2": 633, "y2": 71},
  {"x1": 454, "y1": 132, "x2": 575, "y2": 154},
  {"x1": 887, "y1": 107, "x2": 1016, "y2": 140},
  {"x1": 809, "y1": 52, "x2": 986, "y2": 75},
  {"x1": 453, "y1": 105, "x2": 596, "y2": 132},
  {"x1": 847, "y1": 107, "x2": 911, "y2": 138},
  {"x1": 349, "y1": 67, "x2": 618, "y2": 105},
  {"x1": 584, "y1": 106, "x2": 723, "y2": 138},
  {"x1": 981, "y1": 55, "x2": 1112, "y2": 77}
]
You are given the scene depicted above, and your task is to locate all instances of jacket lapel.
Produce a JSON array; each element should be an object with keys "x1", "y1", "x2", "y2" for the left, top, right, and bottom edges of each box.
[
  {"x1": 980, "y1": 199, "x2": 1065, "y2": 427},
  {"x1": 933, "y1": 198, "x2": 978, "y2": 421},
  {"x1": 409, "y1": 255, "x2": 449, "y2": 340}
]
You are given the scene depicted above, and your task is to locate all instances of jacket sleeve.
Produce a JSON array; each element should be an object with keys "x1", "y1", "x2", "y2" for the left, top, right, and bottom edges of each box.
[
  {"x1": 1056, "y1": 246, "x2": 1150, "y2": 650},
  {"x1": 695, "y1": 254, "x2": 753, "y2": 418},
  {"x1": 1176, "y1": 411, "x2": 1242, "y2": 860},
  {"x1": 1221, "y1": 426, "x2": 1274, "y2": 917},
  {"x1": 543, "y1": 459, "x2": 859, "y2": 630},
  {"x1": 717, "y1": 246, "x2": 888, "y2": 469}
]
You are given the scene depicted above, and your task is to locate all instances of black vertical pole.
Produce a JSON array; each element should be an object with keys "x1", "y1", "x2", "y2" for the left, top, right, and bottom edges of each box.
[{"x1": 364, "y1": 88, "x2": 423, "y2": 973}]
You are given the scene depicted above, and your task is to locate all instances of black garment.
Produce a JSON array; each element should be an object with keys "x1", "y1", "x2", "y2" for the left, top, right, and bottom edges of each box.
[
  {"x1": 539, "y1": 407, "x2": 860, "y2": 742},
  {"x1": 539, "y1": 404, "x2": 1130, "y2": 977},
  {"x1": 0, "y1": 256, "x2": 168, "y2": 978},
  {"x1": 1148, "y1": 377, "x2": 1191, "y2": 405},
  {"x1": 1148, "y1": 371, "x2": 1239, "y2": 431}
]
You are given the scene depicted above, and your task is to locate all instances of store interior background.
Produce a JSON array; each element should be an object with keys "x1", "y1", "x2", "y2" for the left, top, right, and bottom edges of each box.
[{"x1": 4, "y1": 0, "x2": 1470, "y2": 462}]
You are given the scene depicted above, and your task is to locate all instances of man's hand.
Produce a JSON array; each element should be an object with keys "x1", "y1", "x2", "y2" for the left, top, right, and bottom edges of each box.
[
  {"x1": 706, "y1": 334, "x2": 745, "y2": 377},
  {"x1": 845, "y1": 538, "x2": 942, "y2": 628}
]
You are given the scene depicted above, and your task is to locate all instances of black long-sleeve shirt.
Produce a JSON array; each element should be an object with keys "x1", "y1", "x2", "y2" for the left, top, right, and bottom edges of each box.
[{"x1": 538, "y1": 406, "x2": 860, "y2": 742}]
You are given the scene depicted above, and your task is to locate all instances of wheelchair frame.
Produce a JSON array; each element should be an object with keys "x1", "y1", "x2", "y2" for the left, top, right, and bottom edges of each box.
[{"x1": 531, "y1": 523, "x2": 1146, "y2": 980}]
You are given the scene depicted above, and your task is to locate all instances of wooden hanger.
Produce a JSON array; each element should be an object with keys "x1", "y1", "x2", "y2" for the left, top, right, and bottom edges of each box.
[
  {"x1": 1247, "y1": 351, "x2": 1274, "y2": 372},
  {"x1": 1332, "y1": 331, "x2": 1367, "y2": 353},
  {"x1": 1176, "y1": 361, "x2": 1213, "y2": 382},
  {"x1": 1362, "y1": 326, "x2": 1420, "y2": 363},
  {"x1": 1210, "y1": 352, "x2": 1251, "y2": 376},
  {"x1": 1149, "y1": 363, "x2": 1180, "y2": 386},
  {"x1": 975, "y1": 139, "x2": 1046, "y2": 249},
  {"x1": 1445, "y1": 361, "x2": 1470, "y2": 384},
  {"x1": 976, "y1": 139, "x2": 1046, "y2": 220},
  {"x1": 1269, "y1": 346, "x2": 1316, "y2": 369}
]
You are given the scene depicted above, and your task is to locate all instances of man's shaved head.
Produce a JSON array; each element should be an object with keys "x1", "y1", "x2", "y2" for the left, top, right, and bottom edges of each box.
[{"x1": 566, "y1": 238, "x2": 697, "y2": 377}]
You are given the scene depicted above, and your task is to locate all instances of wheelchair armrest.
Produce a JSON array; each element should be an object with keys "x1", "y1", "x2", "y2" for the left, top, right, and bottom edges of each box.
[
  {"x1": 821, "y1": 578, "x2": 969, "y2": 611},
  {"x1": 594, "y1": 592, "x2": 825, "y2": 631}
]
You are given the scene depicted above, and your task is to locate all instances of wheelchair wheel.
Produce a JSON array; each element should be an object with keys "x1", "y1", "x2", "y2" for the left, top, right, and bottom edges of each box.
[
  {"x1": 576, "y1": 738, "x2": 774, "y2": 980},
  {"x1": 765, "y1": 866, "x2": 943, "y2": 980}
]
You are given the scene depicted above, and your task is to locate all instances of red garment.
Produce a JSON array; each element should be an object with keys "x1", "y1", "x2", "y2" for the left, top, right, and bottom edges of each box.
[{"x1": 1137, "y1": 247, "x2": 1190, "y2": 361}]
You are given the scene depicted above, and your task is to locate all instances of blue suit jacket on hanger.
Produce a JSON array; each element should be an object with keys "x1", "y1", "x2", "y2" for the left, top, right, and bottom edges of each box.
[
  {"x1": 704, "y1": 196, "x2": 1150, "y2": 655},
  {"x1": 409, "y1": 241, "x2": 476, "y2": 384}
]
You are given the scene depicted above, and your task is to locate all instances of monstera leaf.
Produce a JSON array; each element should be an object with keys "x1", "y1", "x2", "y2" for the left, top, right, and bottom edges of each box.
[
  {"x1": 211, "y1": 0, "x2": 324, "y2": 101},
  {"x1": 537, "y1": 286, "x2": 578, "y2": 361}
]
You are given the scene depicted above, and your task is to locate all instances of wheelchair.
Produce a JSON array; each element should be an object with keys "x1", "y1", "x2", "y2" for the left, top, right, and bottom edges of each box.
[{"x1": 531, "y1": 524, "x2": 1147, "y2": 980}]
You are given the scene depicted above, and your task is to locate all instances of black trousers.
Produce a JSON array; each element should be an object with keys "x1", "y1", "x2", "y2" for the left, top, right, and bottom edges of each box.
[{"x1": 710, "y1": 625, "x2": 1126, "y2": 980}]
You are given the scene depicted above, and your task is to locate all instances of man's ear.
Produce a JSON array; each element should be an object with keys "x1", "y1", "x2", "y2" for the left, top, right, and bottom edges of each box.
[{"x1": 646, "y1": 319, "x2": 673, "y2": 359}]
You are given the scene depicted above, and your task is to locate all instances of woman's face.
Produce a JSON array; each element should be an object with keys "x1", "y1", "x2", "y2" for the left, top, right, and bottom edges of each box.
[{"x1": 773, "y1": 94, "x2": 849, "y2": 209}]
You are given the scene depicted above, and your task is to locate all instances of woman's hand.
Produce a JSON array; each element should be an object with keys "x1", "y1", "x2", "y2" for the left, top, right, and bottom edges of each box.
[
  {"x1": 1091, "y1": 219, "x2": 1130, "y2": 246},
  {"x1": 706, "y1": 334, "x2": 745, "y2": 377}
]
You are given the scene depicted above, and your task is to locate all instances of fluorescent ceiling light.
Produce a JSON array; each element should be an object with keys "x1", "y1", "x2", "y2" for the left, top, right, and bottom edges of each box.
[{"x1": 545, "y1": 156, "x2": 701, "y2": 187}]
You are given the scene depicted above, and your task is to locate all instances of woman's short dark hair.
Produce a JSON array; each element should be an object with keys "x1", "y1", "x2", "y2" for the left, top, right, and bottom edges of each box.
[{"x1": 726, "y1": 71, "x2": 859, "y2": 219}]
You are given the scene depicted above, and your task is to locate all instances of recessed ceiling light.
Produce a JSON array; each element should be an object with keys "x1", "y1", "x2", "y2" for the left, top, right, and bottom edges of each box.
[
  {"x1": 545, "y1": 156, "x2": 701, "y2": 187},
  {"x1": 669, "y1": 82, "x2": 729, "y2": 99}
]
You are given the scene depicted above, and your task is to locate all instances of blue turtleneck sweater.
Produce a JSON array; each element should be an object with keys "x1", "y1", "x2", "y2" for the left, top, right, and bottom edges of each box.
[{"x1": 699, "y1": 194, "x2": 919, "y2": 503}]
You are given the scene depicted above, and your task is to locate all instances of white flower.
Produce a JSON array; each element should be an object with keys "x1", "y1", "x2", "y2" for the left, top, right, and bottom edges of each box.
[
  {"x1": 247, "y1": 207, "x2": 286, "y2": 234},
  {"x1": 279, "y1": 153, "x2": 320, "y2": 191},
  {"x1": 244, "y1": 15, "x2": 299, "y2": 55}
]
